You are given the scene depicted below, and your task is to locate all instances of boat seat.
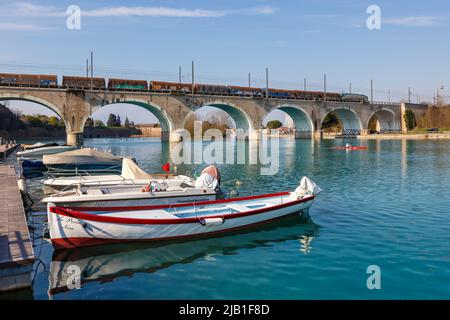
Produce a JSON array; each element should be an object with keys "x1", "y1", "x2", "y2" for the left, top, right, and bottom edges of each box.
[{"x1": 227, "y1": 203, "x2": 249, "y2": 213}]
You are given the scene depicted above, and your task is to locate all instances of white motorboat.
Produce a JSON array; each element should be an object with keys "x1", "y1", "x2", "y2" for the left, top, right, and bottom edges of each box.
[
  {"x1": 17, "y1": 142, "x2": 78, "y2": 160},
  {"x1": 42, "y1": 164, "x2": 222, "y2": 207},
  {"x1": 42, "y1": 158, "x2": 195, "y2": 194},
  {"x1": 46, "y1": 177, "x2": 321, "y2": 249},
  {"x1": 43, "y1": 147, "x2": 123, "y2": 175},
  {"x1": 48, "y1": 216, "x2": 316, "y2": 297},
  {"x1": 42, "y1": 183, "x2": 218, "y2": 207}
]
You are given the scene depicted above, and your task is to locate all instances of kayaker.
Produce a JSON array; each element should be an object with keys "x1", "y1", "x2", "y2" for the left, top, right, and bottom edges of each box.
[{"x1": 345, "y1": 143, "x2": 351, "y2": 149}]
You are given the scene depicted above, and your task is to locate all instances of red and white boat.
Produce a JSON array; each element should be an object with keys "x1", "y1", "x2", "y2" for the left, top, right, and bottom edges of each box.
[{"x1": 47, "y1": 177, "x2": 321, "y2": 249}]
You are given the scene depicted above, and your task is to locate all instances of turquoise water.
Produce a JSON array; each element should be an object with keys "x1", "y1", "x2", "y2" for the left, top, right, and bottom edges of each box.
[{"x1": 29, "y1": 137, "x2": 450, "y2": 299}]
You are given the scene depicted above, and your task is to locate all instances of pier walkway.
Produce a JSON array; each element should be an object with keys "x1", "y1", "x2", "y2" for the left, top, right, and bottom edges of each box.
[{"x1": 0, "y1": 165, "x2": 35, "y2": 292}]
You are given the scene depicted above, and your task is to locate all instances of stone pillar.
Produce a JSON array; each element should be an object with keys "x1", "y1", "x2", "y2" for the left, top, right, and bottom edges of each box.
[
  {"x1": 400, "y1": 102, "x2": 408, "y2": 133},
  {"x1": 66, "y1": 131, "x2": 84, "y2": 147},
  {"x1": 313, "y1": 130, "x2": 323, "y2": 140},
  {"x1": 249, "y1": 129, "x2": 261, "y2": 141},
  {"x1": 169, "y1": 131, "x2": 184, "y2": 142}
]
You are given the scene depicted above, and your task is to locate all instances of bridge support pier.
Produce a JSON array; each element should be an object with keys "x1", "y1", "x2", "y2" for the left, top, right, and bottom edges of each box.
[
  {"x1": 66, "y1": 131, "x2": 84, "y2": 147},
  {"x1": 313, "y1": 130, "x2": 323, "y2": 140},
  {"x1": 249, "y1": 129, "x2": 261, "y2": 141}
]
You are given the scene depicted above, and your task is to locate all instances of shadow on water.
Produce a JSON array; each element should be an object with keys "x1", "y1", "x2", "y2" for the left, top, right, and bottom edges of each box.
[{"x1": 48, "y1": 214, "x2": 320, "y2": 299}]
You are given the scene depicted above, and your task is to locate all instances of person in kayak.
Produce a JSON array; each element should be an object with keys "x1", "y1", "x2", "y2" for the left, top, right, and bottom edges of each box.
[{"x1": 345, "y1": 143, "x2": 352, "y2": 149}]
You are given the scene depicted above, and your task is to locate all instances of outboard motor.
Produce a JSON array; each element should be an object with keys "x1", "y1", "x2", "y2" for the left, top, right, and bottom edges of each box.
[{"x1": 195, "y1": 165, "x2": 224, "y2": 196}]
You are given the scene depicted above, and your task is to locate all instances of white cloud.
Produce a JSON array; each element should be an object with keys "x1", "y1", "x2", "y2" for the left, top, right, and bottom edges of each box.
[
  {"x1": 82, "y1": 6, "x2": 224, "y2": 18},
  {"x1": 384, "y1": 16, "x2": 441, "y2": 27},
  {"x1": 0, "y1": 22, "x2": 50, "y2": 31},
  {"x1": 0, "y1": 2, "x2": 276, "y2": 18},
  {"x1": 4, "y1": 2, "x2": 63, "y2": 17}
]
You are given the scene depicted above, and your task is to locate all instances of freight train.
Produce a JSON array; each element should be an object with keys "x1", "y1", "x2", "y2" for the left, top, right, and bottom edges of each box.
[{"x1": 0, "y1": 72, "x2": 369, "y2": 103}]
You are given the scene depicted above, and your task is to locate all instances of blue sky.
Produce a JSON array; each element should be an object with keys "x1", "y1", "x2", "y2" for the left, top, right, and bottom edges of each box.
[{"x1": 1, "y1": 0, "x2": 449, "y2": 124}]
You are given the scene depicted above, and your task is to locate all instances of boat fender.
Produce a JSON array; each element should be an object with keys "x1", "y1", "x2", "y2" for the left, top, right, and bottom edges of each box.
[
  {"x1": 200, "y1": 217, "x2": 224, "y2": 226},
  {"x1": 17, "y1": 177, "x2": 28, "y2": 195}
]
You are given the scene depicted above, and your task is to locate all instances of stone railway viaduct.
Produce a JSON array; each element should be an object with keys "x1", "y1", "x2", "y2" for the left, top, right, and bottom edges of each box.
[{"x1": 0, "y1": 86, "x2": 428, "y2": 145}]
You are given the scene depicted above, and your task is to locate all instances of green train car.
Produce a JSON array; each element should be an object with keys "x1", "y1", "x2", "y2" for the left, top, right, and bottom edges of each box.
[{"x1": 108, "y1": 78, "x2": 148, "y2": 91}]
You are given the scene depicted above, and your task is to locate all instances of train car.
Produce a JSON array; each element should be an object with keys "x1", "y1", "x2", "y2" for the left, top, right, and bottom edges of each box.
[
  {"x1": 228, "y1": 85, "x2": 263, "y2": 97},
  {"x1": 293, "y1": 90, "x2": 341, "y2": 101},
  {"x1": 196, "y1": 83, "x2": 229, "y2": 95},
  {"x1": 0, "y1": 73, "x2": 57, "y2": 87},
  {"x1": 267, "y1": 88, "x2": 297, "y2": 99},
  {"x1": 108, "y1": 78, "x2": 148, "y2": 91},
  {"x1": 62, "y1": 76, "x2": 106, "y2": 89},
  {"x1": 341, "y1": 93, "x2": 369, "y2": 103},
  {"x1": 150, "y1": 81, "x2": 193, "y2": 93}
]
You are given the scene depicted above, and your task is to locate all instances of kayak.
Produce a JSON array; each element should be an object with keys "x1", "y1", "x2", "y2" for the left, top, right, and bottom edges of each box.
[{"x1": 331, "y1": 146, "x2": 368, "y2": 150}]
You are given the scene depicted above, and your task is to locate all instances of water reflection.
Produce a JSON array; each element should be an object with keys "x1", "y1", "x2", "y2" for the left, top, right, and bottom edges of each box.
[{"x1": 48, "y1": 215, "x2": 319, "y2": 299}]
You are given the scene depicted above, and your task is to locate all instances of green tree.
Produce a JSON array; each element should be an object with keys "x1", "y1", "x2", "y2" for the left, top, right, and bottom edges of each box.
[
  {"x1": 94, "y1": 120, "x2": 105, "y2": 127},
  {"x1": 321, "y1": 112, "x2": 341, "y2": 129},
  {"x1": 124, "y1": 117, "x2": 130, "y2": 127},
  {"x1": 266, "y1": 120, "x2": 283, "y2": 129},
  {"x1": 25, "y1": 115, "x2": 44, "y2": 127},
  {"x1": 116, "y1": 115, "x2": 121, "y2": 127},
  {"x1": 48, "y1": 116, "x2": 60, "y2": 127},
  {"x1": 107, "y1": 114, "x2": 117, "y2": 127},
  {"x1": 84, "y1": 117, "x2": 94, "y2": 127},
  {"x1": 404, "y1": 110, "x2": 416, "y2": 130}
]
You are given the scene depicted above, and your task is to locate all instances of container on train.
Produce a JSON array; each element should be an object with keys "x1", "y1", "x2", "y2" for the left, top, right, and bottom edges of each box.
[
  {"x1": 0, "y1": 73, "x2": 57, "y2": 87},
  {"x1": 196, "y1": 84, "x2": 230, "y2": 95},
  {"x1": 108, "y1": 78, "x2": 148, "y2": 90},
  {"x1": 62, "y1": 76, "x2": 106, "y2": 89},
  {"x1": 341, "y1": 93, "x2": 369, "y2": 103},
  {"x1": 228, "y1": 85, "x2": 263, "y2": 97},
  {"x1": 150, "y1": 81, "x2": 193, "y2": 93}
]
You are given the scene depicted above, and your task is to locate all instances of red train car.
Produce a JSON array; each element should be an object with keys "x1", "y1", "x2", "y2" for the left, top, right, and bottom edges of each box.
[
  {"x1": 0, "y1": 73, "x2": 57, "y2": 87},
  {"x1": 62, "y1": 76, "x2": 106, "y2": 89}
]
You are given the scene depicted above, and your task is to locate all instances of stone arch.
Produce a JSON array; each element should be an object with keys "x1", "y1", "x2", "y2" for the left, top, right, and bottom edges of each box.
[
  {"x1": 271, "y1": 104, "x2": 314, "y2": 133},
  {"x1": 322, "y1": 107, "x2": 363, "y2": 132},
  {"x1": 0, "y1": 93, "x2": 67, "y2": 127},
  {"x1": 185, "y1": 101, "x2": 254, "y2": 131},
  {"x1": 91, "y1": 99, "x2": 174, "y2": 138},
  {"x1": 367, "y1": 108, "x2": 398, "y2": 132}
]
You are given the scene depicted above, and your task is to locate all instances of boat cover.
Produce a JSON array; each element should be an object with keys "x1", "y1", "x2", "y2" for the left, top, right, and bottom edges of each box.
[
  {"x1": 295, "y1": 176, "x2": 322, "y2": 197},
  {"x1": 194, "y1": 165, "x2": 221, "y2": 189},
  {"x1": 23, "y1": 142, "x2": 58, "y2": 150},
  {"x1": 121, "y1": 158, "x2": 153, "y2": 180},
  {"x1": 43, "y1": 148, "x2": 122, "y2": 165}
]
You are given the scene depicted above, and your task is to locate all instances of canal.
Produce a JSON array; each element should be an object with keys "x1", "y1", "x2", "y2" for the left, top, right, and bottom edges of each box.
[{"x1": 25, "y1": 138, "x2": 450, "y2": 299}]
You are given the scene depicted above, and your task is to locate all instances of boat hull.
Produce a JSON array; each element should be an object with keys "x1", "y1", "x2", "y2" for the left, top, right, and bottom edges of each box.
[{"x1": 47, "y1": 194, "x2": 314, "y2": 249}]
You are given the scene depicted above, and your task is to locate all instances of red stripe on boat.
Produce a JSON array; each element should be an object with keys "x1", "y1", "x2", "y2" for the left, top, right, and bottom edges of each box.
[
  {"x1": 49, "y1": 195, "x2": 314, "y2": 225},
  {"x1": 64, "y1": 191, "x2": 291, "y2": 212}
]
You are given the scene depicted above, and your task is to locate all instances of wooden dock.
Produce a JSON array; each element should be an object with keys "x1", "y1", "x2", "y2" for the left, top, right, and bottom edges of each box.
[
  {"x1": 0, "y1": 165, "x2": 35, "y2": 292},
  {"x1": 0, "y1": 144, "x2": 19, "y2": 159}
]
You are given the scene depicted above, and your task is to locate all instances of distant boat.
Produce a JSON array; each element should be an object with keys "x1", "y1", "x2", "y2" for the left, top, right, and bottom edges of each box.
[
  {"x1": 46, "y1": 177, "x2": 321, "y2": 249},
  {"x1": 43, "y1": 148, "x2": 123, "y2": 176},
  {"x1": 17, "y1": 142, "x2": 78, "y2": 160}
]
